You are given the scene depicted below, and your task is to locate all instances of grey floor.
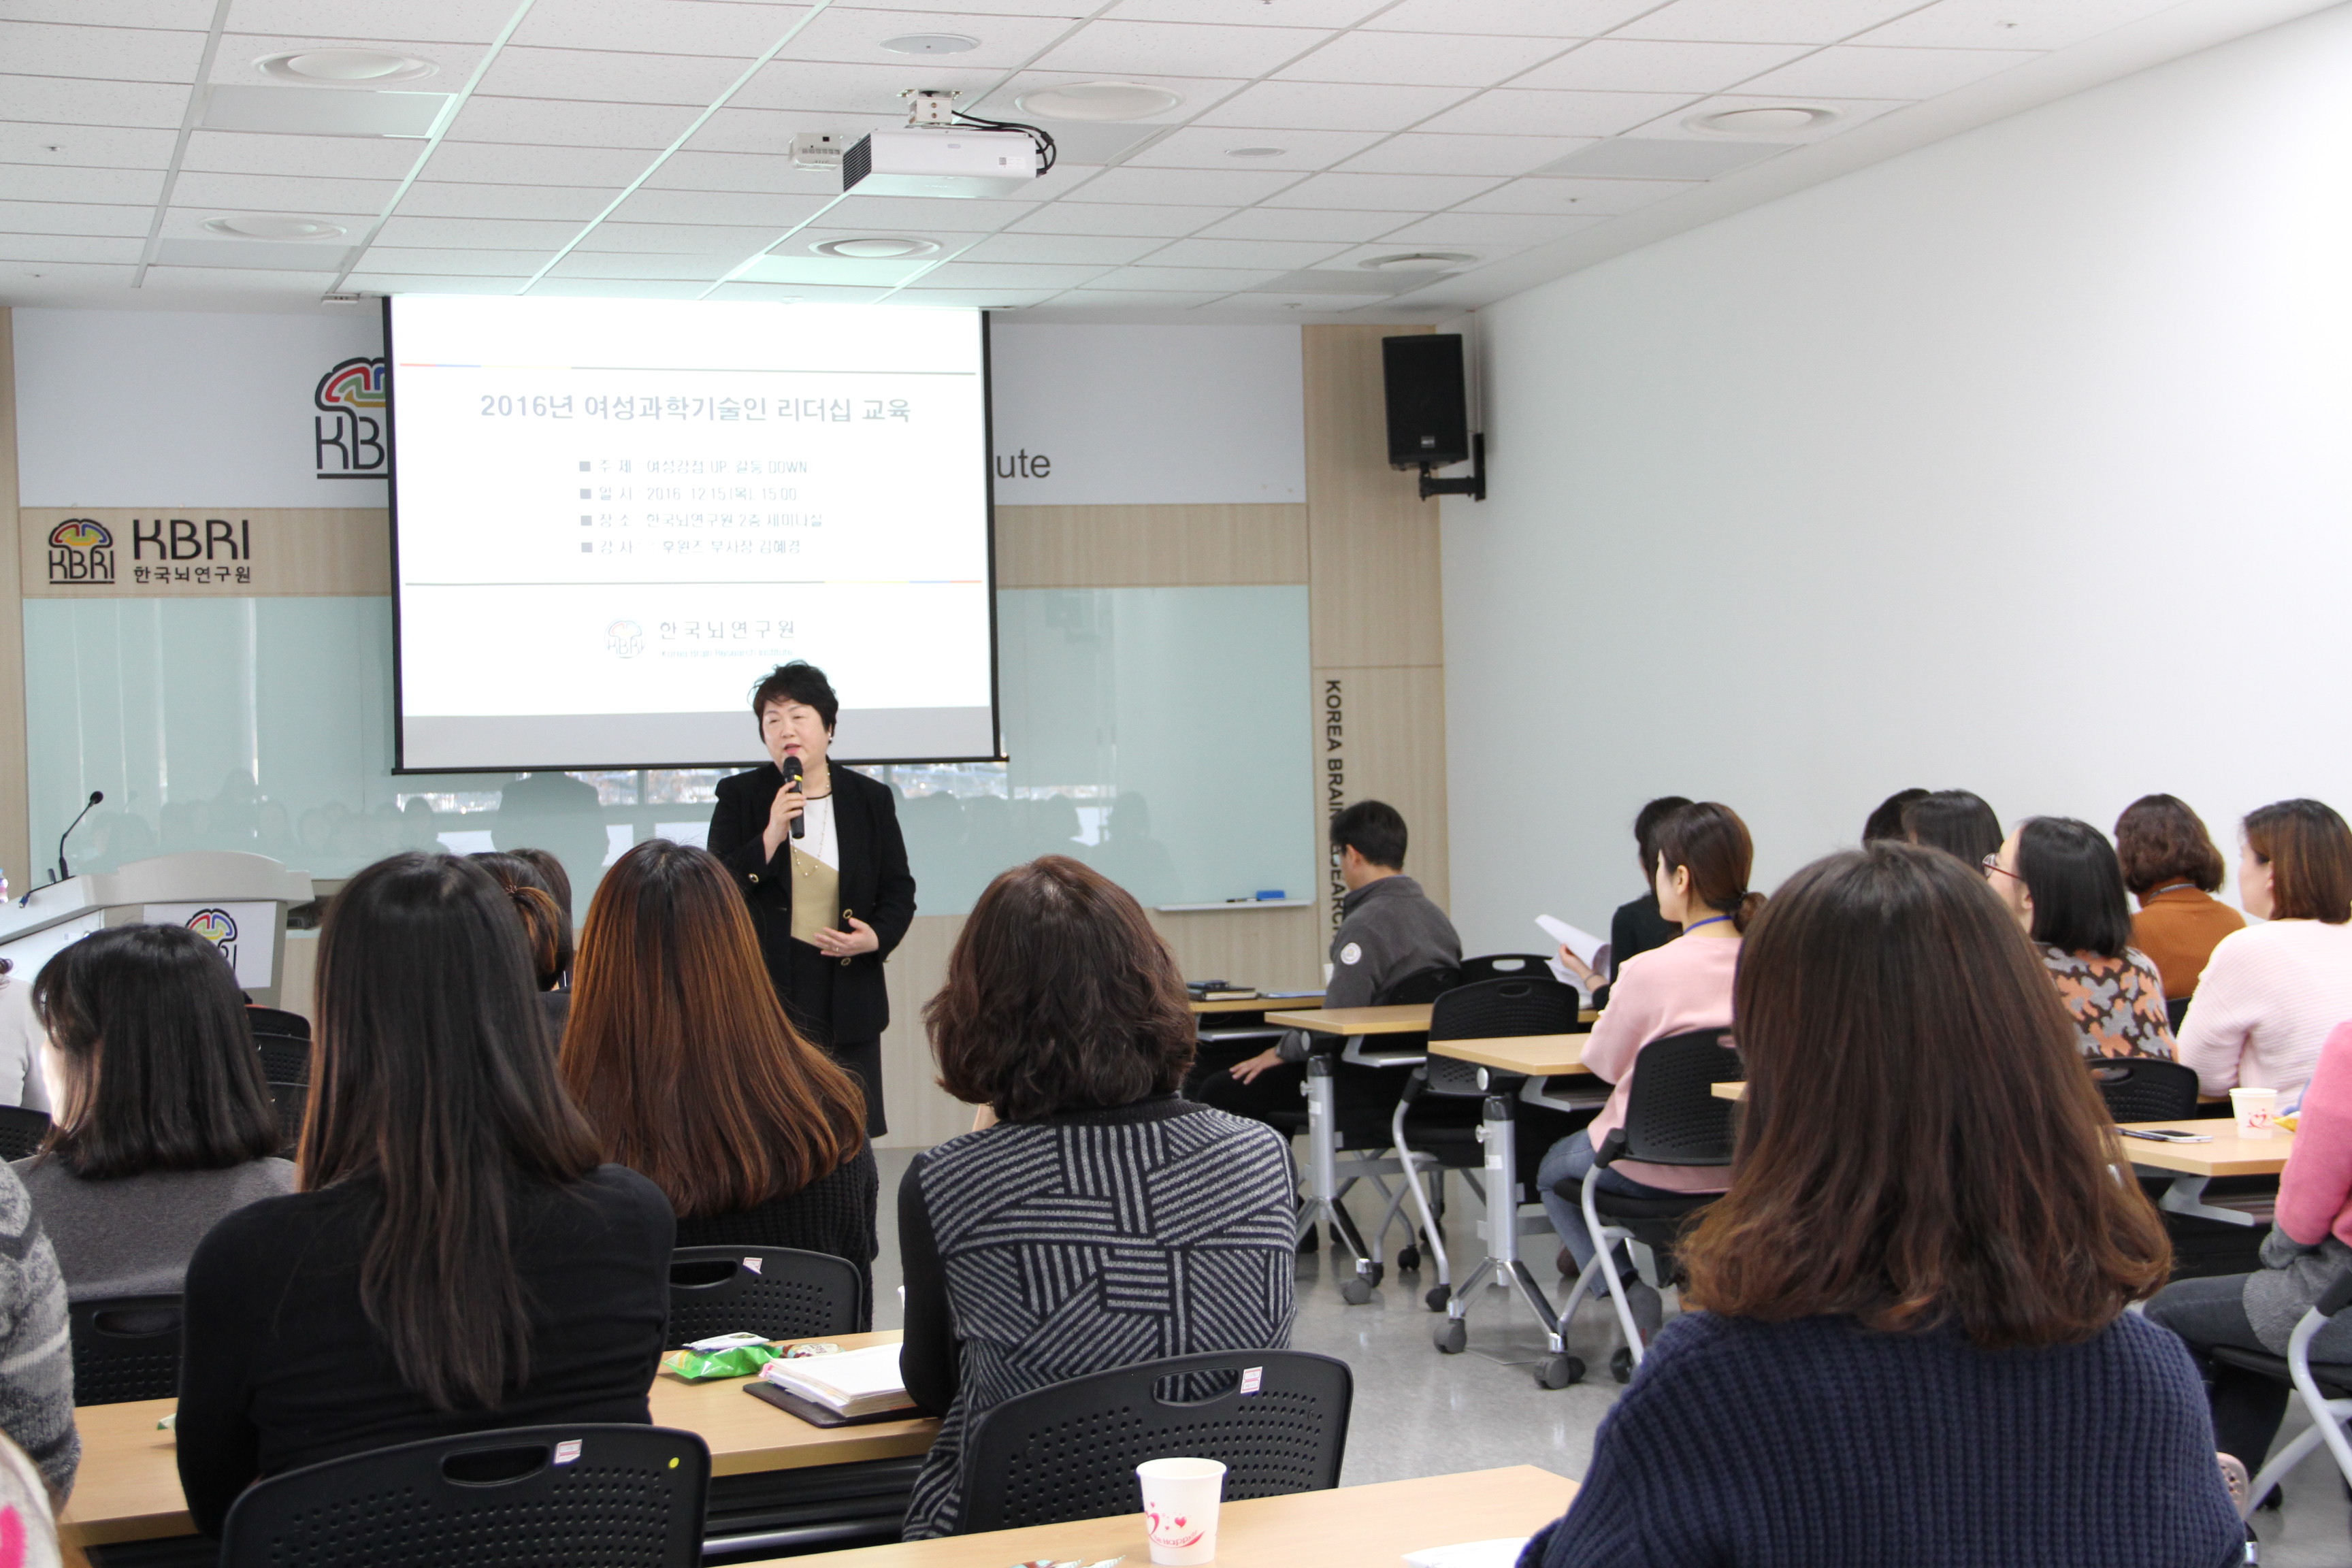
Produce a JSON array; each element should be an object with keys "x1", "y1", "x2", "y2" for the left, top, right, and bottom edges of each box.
[{"x1": 870, "y1": 1146, "x2": 2352, "y2": 1564}]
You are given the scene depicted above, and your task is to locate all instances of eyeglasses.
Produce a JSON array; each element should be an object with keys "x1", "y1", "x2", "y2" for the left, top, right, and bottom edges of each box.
[{"x1": 1980, "y1": 853, "x2": 2023, "y2": 883}]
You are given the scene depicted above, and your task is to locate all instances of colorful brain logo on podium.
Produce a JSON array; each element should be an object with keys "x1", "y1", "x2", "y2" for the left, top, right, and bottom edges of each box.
[
  {"x1": 45, "y1": 519, "x2": 114, "y2": 585},
  {"x1": 185, "y1": 908, "x2": 239, "y2": 969}
]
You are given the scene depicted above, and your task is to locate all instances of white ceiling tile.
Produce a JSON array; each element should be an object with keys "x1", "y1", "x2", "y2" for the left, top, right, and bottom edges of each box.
[
  {"x1": 144, "y1": 265, "x2": 340, "y2": 293},
  {"x1": 1614, "y1": 0, "x2": 1933, "y2": 44},
  {"x1": 1122, "y1": 125, "x2": 1385, "y2": 171},
  {"x1": 1859, "y1": 0, "x2": 2183, "y2": 50},
  {"x1": 1509, "y1": 38, "x2": 1817, "y2": 93},
  {"x1": 949, "y1": 230, "x2": 1167, "y2": 263},
  {"x1": 226, "y1": 0, "x2": 520, "y2": 43},
  {"x1": 446, "y1": 97, "x2": 704, "y2": 150},
  {"x1": 183, "y1": 131, "x2": 422, "y2": 180},
  {"x1": 647, "y1": 150, "x2": 838, "y2": 196},
  {"x1": 685, "y1": 107, "x2": 901, "y2": 156},
  {"x1": 346, "y1": 271, "x2": 526, "y2": 293},
  {"x1": 1197, "y1": 206, "x2": 1404, "y2": 240},
  {"x1": 705, "y1": 280, "x2": 889, "y2": 306},
  {"x1": 1007, "y1": 201, "x2": 1226, "y2": 235},
  {"x1": 0, "y1": 233, "x2": 144, "y2": 262},
  {"x1": 1417, "y1": 88, "x2": 1701, "y2": 137},
  {"x1": 1032, "y1": 20, "x2": 1332, "y2": 78},
  {"x1": 379, "y1": 214, "x2": 585, "y2": 248},
  {"x1": 1454, "y1": 174, "x2": 1695, "y2": 216},
  {"x1": 1280, "y1": 31, "x2": 1569, "y2": 88},
  {"x1": 209, "y1": 33, "x2": 491, "y2": 86},
  {"x1": 1106, "y1": 0, "x2": 1390, "y2": 24},
  {"x1": 355, "y1": 245, "x2": 546, "y2": 274},
  {"x1": 1095, "y1": 263, "x2": 1277, "y2": 290},
  {"x1": 0, "y1": 123, "x2": 176, "y2": 168},
  {"x1": 0, "y1": 1, "x2": 214, "y2": 25},
  {"x1": 1220, "y1": 291, "x2": 1387, "y2": 311},
  {"x1": 528, "y1": 278, "x2": 714, "y2": 297},
  {"x1": 1632, "y1": 92, "x2": 1909, "y2": 140},
  {"x1": 476, "y1": 47, "x2": 749, "y2": 105},
  {"x1": 760, "y1": 7, "x2": 1079, "y2": 67},
  {"x1": 736, "y1": 59, "x2": 1007, "y2": 114},
  {"x1": 918, "y1": 260, "x2": 1117, "y2": 288},
  {"x1": 974, "y1": 68, "x2": 1251, "y2": 126},
  {"x1": 0, "y1": 199, "x2": 154, "y2": 235},
  {"x1": 1062, "y1": 165, "x2": 1304, "y2": 205},
  {"x1": 546, "y1": 250, "x2": 730, "y2": 280},
  {"x1": 512, "y1": 0, "x2": 810, "y2": 56},
  {"x1": 1143, "y1": 235, "x2": 1349, "y2": 268},
  {"x1": 171, "y1": 171, "x2": 399, "y2": 212},
  {"x1": 1335, "y1": 133, "x2": 1595, "y2": 177},
  {"x1": 0, "y1": 163, "x2": 163, "y2": 204},
  {"x1": 401, "y1": 181, "x2": 625, "y2": 220},
  {"x1": 0, "y1": 259, "x2": 138, "y2": 289},
  {"x1": 1739, "y1": 45, "x2": 2038, "y2": 98},
  {"x1": 420, "y1": 142, "x2": 654, "y2": 186},
  {"x1": 578, "y1": 222, "x2": 781, "y2": 255},
  {"x1": 826, "y1": 192, "x2": 1045, "y2": 229},
  {"x1": 1043, "y1": 288, "x2": 1219, "y2": 306},
  {"x1": 894, "y1": 289, "x2": 1060, "y2": 308},
  {"x1": 1318, "y1": 242, "x2": 1520, "y2": 268},
  {"x1": 604, "y1": 188, "x2": 834, "y2": 228},
  {"x1": 1192, "y1": 80, "x2": 1477, "y2": 131},
  {"x1": 0, "y1": 74, "x2": 190, "y2": 129},
  {"x1": 1263, "y1": 171, "x2": 1505, "y2": 210},
  {"x1": 1371, "y1": 0, "x2": 1657, "y2": 35},
  {"x1": 0, "y1": 22, "x2": 205, "y2": 83},
  {"x1": 1369, "y1": 211, "x2": 1603, "y2": 244},
  {"x1": 830, "y1": 0, "x2": 1090, "y2": 12}
]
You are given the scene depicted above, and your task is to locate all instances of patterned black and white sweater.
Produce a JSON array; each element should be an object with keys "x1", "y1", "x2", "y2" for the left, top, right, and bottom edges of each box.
[
  {"x1": 896, "y1": 1096, "x2": 1296, "y2": 1539},
  {"x1": 0, "y1": 1161, "x2": 78, "y2": 1496}
]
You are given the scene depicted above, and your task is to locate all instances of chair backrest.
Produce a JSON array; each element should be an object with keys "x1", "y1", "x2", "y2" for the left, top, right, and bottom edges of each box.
[
  {"x1": 1371, "y1": 965, "x2": 1458, "y2": 1007},
  {"x1": 956, "y1": 1350, "x2": 1351, "y2": 1534},
  {"x1": 2166, "y1": 996, "x2": 2191, "y2": 1035},
  {"x1": 69, "y1": 1294, "x2": 183, "y2": 1405},
  {"x1": 2090, "y1": 1056, "x2": 2202, "y2": 1124},
  {"x1": 256, "y1": 1036, "x2": 312, "y2": 1086},
  {"x1": 1427, "y1": 976, "x2": 1584, "y2": 1045},
  {"x1": 666, "y1": 1245, "x2": 860, "y2": 1349},
  {"x1": 0, "y1": 1105, "x2": 50, "y2": 1162},
  {"x1": 219, "y1": 1424, "x2": 710, "y2": 1568},
  {"x1": 1616, "y1": 1030, "x2": 1742, "y2": 1166},
  {"x1": 267, "y1": 1080, "x2": 306, "y2": 1158},
  {"x1": 245, "y1": 1006, "x2": 311, "y2": 1041},
  {"x1": 1456, "y1": 953, "x2": 1554, "y2": 985}
]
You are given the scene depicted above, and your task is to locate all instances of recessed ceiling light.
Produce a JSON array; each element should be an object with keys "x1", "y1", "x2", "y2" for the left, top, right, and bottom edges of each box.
[
  {"x1": 883, "y1": 33, "x2": 979, "y2": 54},
  {"x1": 1226, "y1": 146, "x2": 1286, "y2": 159},
  {"x1": 1685, "y1": 105, "x2": 1838, "y2": 136},
  {"x1": 1013, "y1": 82, "x2": 1182, "y2": 122},
  {"x1": 203, "y1": 214, "x2": 349, "y2": 240},
  {"x1": 811, "y1": 237, "x2": 939, "y2": 259},
  {"x1": 256, "y1": 49, "x2": 438, "y2": 84},
  {"x1": 1359, "y1": 252, "x2": 1476, "y2": 272}
]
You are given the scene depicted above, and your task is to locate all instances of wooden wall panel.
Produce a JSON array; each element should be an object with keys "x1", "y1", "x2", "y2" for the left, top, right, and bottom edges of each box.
[
  {"x1": 1311, "y1": 665, "x2": 1450, "y2": 913},
  {"x1": 0, "y1": 312, "x2": 25, "y2": 885},
  {"x1": 18, "y1": 508, "x2": 389, "y2": 598},
  {"x1": 1303, "y1": 326, "x2": 1443, "y2": 670},
  {"x1": 995, "y1": 504, "x2": 1307, "y2": 588}
]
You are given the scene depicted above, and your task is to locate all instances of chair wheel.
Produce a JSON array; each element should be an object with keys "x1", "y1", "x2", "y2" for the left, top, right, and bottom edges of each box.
[
  {"x1": 1339, "y1": 1277, "x2": 1373, "y2": 1306},
  {"x1": 1358, "y1": 1261, "x2": 1385, "y2": 1288},
  {"x1": 1537, "y1": 1354, "x2": 1582, "y2": 1390},
  {"x1": 1424, "y1": 1285, "x2": 1451, "y2": 1312},
  {"x1": 1435, "y1": 1318, "x2": 1467, "y2": 1354},
  {"x1": 1398, "y1": 1245, "x2": 1420, "y2": 1271},
  {"x1": 1610, "y1": 1346, "x2": 1634, "y2": 1384}
]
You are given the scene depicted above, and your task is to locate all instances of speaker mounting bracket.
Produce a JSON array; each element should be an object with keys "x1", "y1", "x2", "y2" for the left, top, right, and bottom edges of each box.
[{"x1": 1418, "y1": 432, "x2": 1485, "y2": 502}]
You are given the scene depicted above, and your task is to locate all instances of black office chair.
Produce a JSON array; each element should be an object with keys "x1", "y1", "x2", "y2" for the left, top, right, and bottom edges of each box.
[
  {"x1": 2217, "y1": 1273, "x2": 2352, "y2": 1518},
  {"x1": 255, "y1": 1036, "x2": 311, "y2": 1087},
  {"x1": 218, "y1": 1424, "x2": 710, "y2": 1568},
  {"x1": 2167, "y1": 996, "x2": 2192, "y2": 1035},
  {"x1": 952, "y1": 1350, "x2": 1351, "y2": 1534},
  {"x1": 1309, "y1": 964, "x2": 1458, "y2": 1302},
  {"x1": 1554, "y1": 1029, "x2": 1741, "y2": 1386},
  {"x1": 266, "y1": 1080, "x2": 306, "y2": 1159},
  {"x1": 0, "y1": 1105, "x2": 50, "y2": 1162},
  {"x1": 666, "y1": 1245, "x2": 862, "y2": 1348},
  {"x1": 70, "y1": 1294, "x2": 183, "y2": 1405},
  {"x1": 1456, "y1": 953, "x2": 1557, "y2": 985},
  {"x1": 2091, "y1": 1056, "x2": 2202, "y2": 1123},
  {"x1": 244, "y1": 1006, "x2": 310, "y2": 1041}
]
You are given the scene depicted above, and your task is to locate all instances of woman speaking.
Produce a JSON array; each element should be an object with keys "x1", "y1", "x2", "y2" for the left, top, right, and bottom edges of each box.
[{"x1": 709, "y1": 662, "x2": 915, "y2": 1136}]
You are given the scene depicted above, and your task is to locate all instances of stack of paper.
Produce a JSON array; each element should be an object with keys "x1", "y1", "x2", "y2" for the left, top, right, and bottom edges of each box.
[
  {"x1": 759, "y1": 1343, "x2": 916, "y2": 1418},
  {"x1": 1535, "y1": 915, "x2": 1610, "y2": 992}
]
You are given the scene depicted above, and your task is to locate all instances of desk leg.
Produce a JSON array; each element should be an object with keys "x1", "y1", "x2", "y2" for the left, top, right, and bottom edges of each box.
[
  {"x1": 2156, "y1": 1173, "x2": 2260, "y2": 1227},
  {"x1": 1435, "y1": 1090, "x2": 1569, "y2": 1386},
  {"x1": 1303, "y1": 1056, "x2": 1379, "y2": 1301}
]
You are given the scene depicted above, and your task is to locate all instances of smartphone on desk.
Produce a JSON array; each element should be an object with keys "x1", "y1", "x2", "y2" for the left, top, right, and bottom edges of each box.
[{"x1": 2117, "y1": 1127, "x2": 2212, "y2": 1143}]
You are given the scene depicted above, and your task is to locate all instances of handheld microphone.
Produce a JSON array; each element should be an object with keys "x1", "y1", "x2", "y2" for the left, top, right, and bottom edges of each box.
[
  {"x1": 782, "y1": 757, "x2": 806, "y2": 840},
  {"x1": 55, "y1": 789, "x2": 102, "y2": 883}
]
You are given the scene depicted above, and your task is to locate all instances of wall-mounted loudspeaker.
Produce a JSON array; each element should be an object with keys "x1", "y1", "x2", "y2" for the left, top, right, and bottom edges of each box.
[{"x1": 1381, "y1": 333, "x2": 1484, "y2": 502}]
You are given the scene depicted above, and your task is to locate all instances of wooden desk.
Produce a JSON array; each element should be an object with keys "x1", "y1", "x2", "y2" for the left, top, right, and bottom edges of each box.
[
  {"x1": 1192, "y1": 994, "x2": 1322, "y2": 1015},
  {"x1": 1429, "y1": 1035, "x2": 1590, "y2": 1077},
  {"x1": 2117, "y1": 1121, "x2": 2291, "y2": 1227},
  {"x1": 1267, "y1": 1004, "x2": 1431, "y2": 1035},
  {"x1": 61, "y1": 1331, "x2": 938, "y2": 1548},
  {"x1": 755, "y1": 1465, "x2": 1577, "y2": 1567},
  {"x1": 1712, "y1": 1081, "x2": 1745, "y2": 1100}
]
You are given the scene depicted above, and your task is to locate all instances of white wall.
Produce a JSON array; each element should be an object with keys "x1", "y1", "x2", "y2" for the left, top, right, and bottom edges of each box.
[{"x1": 1443, "y1": 3, "x2": 2352, "y2": 955}]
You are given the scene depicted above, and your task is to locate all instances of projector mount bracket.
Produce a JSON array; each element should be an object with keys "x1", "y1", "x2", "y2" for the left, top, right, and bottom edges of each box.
[
  {"x1": 1418, "y1": 433, "x2": 1486, "y2": 502},
  {"x1": 900, "y1": 88, "x2": 1058, "y2": 172}
]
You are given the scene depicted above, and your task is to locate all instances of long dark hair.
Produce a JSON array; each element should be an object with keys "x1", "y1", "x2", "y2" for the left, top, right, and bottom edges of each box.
[
  {"x1": 2015, "y1": 817, "x2": 2134, "y2": 958},
  {"x1": 1653, "y1": 802, "x2": 1763, "y2": 932},
  {"x1": 926, "y1": 856, "x2": 1195, "y2": 1123},
  {"x1": 563, "y1": 840, "x2": 864, "y2": 1218},
  {"x1": 304, "y1": 853, "x2": 601, "y2": 1411},
  {"x1": 1902, "y1": 789, "x2": 2003, "y2": 868},
  {"x1": 33, "y1": 925, "x2": 280, "y2": 1180},
  {"x1": 2244, "y1": 799, "x2": 2352, "y2": 924},
  {"x1": 470, "y1": 851, "x2": 571, "y2": 990},
  {"x1": 1681, "y1": 844, "x2": 2168, "y2": 1348}
]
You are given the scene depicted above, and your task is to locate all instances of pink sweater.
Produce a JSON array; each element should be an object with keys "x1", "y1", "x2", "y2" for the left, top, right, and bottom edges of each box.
[
  {"x1": 2276, "y1": 1021, "x2": 2352, "y2": 1247},
  {"x1": 2176, "y1": 919, "x2": 2352, "y2": 1099},
  {"x1": 1581, "y1": 932, "x2": 1740, "y2": 1194}
]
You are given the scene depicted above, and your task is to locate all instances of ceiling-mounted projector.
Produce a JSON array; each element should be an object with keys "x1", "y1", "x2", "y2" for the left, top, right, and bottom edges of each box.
[{"x1": 842, "y1": 128, "x2": 1040, "y2": 199}]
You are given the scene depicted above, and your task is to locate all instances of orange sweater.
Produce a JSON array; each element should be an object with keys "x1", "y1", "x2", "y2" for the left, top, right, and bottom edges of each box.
[{"x1": 2130, "y1": 886, "x2": 2244, "y2": 1000}]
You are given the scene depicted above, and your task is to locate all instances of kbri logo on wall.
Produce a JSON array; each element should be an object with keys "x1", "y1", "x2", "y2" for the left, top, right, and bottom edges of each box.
[
  {"x1": 46, "y1": 519, "x2": 114, "y2": 585},
  {"x1": 315, "y1": 355, "x2": 387, "y2": 480},
  {"x1": 185, "y1": 907, "x2": 239, "y2": 970}
]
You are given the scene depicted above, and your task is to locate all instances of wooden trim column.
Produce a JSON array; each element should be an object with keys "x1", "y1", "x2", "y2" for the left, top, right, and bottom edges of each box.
[{"x1": 0, "y1": 311, "x2": 29, "y2": 887}]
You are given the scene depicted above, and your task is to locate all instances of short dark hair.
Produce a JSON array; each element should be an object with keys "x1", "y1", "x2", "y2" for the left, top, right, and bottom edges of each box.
[
  {"x1": 2113, "y1": 795, "x2": 2225, "y2": 896},
  {"x1": 1653, "y1": 802, "x2": 1763, "y2": 932},
  {"x1": 751, "y1": 662, "x2": 838, "y2": 732},
  {"x1": 1332, "y1": 800, "x2": 1407, "y2": 870},
  {"x1": 1682, "y1": 843, "x2": 2168, "y2": 1348},
  {"x1": 925, "y1": 855, "x2": 1196, "y2": 1123},
  {"x1": 2015, "y1": 817, "x2": 2134, "y2": 958},
  {"x1": 510, "y1": 847, "x2": 574, "y2": 921},
  {"x1": 1863, "y1": 788, "x2": 1929, "y2": 844},
  {"x1": 2244, "y1": 799, "x2": 2352, "y2": 924},
  {"x1": 1633, "y1": 796, "x2": 1694, "y2": 871},
  {"x1": 469, "y1": 851, "x2": 572, "y2": 989},
  {"x1": 1903, "y1": 790, "x2": 2002, "y2": 868},
  {"x1": 32, "y1": 925, "x2": 281, "y2": 1181}
]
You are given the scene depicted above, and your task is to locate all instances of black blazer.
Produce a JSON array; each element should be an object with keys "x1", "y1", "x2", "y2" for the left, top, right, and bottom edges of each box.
[{"x1": 708, "y1": 763, "x2": 916, "y2": 1042}]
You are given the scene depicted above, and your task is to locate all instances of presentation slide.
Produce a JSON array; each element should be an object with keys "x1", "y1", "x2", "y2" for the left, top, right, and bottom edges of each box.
[{"x1": 387, "y1": 295, "x2": 994, "y2": 771}]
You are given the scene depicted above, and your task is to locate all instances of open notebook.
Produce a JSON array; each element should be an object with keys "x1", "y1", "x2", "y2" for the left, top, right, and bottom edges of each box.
[{"x1": 759, "y1": 1343, "x2": 917, "y2": 1418}]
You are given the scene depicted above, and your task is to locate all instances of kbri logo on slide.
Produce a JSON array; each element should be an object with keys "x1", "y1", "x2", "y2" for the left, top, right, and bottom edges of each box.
[
  {"x1": 185, "y1": 907, "x2": 239, "y2": 970},
  {"x1": 315, "y1": 355, "x2": 387, "y2": 480},
  {"x1": 606, "y1": 620, "x2": 645, "y2": 659},
  {"x1": 46, "y1": 519, "x2": 114, "y2": 586}
]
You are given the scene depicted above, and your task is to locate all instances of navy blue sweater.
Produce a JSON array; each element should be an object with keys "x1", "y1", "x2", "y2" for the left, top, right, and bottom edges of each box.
[{"x1": 1522, "y1": 1311, "x2": 2242, "y2": 1568}]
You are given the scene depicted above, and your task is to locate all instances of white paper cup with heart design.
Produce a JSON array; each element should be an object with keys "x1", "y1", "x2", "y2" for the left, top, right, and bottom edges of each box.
[{"x1": 1137, "y1": 1456, "x2": 1226, "y2": 1565}]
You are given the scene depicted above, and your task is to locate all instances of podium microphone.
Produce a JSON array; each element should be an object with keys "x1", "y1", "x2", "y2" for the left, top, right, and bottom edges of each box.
[
  {"x1": 782, "y1": 757, "x2": 806, "y2": 840},
  {"x1": 54, "y1": 790, "x2": 102, "y2": 883}
]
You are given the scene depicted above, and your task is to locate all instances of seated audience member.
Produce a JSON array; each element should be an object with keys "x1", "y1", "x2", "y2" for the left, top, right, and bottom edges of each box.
[
  {"x1": 2117, "y1": 794, "x2": 2245, "y2": 1007},
  {"x1": 2178, "y1": 799, "x2": 2352, "y2": 1100},
  {"x1": 1197, "y1": 800, "x2": 1459, "y2": 1123},
  {"x1": 900, "y1": 857, "x2": 1295, "y2": 1539},
  {"x1": 2153, "y1": 1016, "x2": 2352, "y2": 1495},
  {"x1": 471, "y1": 850, "x2": 573, "y2": 1036},
  {"x1": 1986, "y1": 818, "x2": 2174, "y2": 1060},
  {"x1": 0, "y1": 963, "x2": 48, "y2": 1113},
  {"x1": 563, "y1": 840, "x2": 876, "y2": 1314},
  {"x1": 1524, "y1": 844, "x2": 2241, "y2": 1568},
  {"x1": 1588, "y1": 797, "x2": 1693, "y2": 1009},
  {"x1": 511, "y1": 845, "x2": 576, "y2": 932},
  {"x1": 1861, "y1": 787, "x2": 1929, "y2": 844},
  {"x1": 1901, "y1": 788, "x2": 2004, "y2": 868},
  {"x1": 0, "y1": 1427, "x2": 63, "y2": 1565},
  {"x1": 177, "y1": 853, "x2": 672, "y2": 1539},
  {"x1": 16, "y1": 926, "x2": 291, "y2": 1299},
  {"x1": 0, "y1": 1164, "x2": 74, "y2": 1499},
  {"x1": 1546, "y1": 803, "x2": 1754, "y2": 1333}
]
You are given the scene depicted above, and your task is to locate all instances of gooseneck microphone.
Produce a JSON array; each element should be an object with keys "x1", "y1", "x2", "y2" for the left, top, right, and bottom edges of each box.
[
  {"x1": 782, "y1": 757, "x2": 806, "y2": 840},
  {"x1": 55, "y1": 789, "x2": 102, "y2": 882}
]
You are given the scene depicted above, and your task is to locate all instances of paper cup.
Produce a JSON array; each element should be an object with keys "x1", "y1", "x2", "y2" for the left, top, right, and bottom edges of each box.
[
  {"x1": 1137, "y1": 1457, "x2": 1226, "y2": 1566},
  {"x1": 2231, "y1": 1086, "x2": 2279, "y2": 1140}
]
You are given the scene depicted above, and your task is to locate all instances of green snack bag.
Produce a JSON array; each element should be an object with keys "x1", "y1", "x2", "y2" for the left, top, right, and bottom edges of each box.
[{"x1": 660, "y1": 1334, "x2": 788, "y2": 1382}]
